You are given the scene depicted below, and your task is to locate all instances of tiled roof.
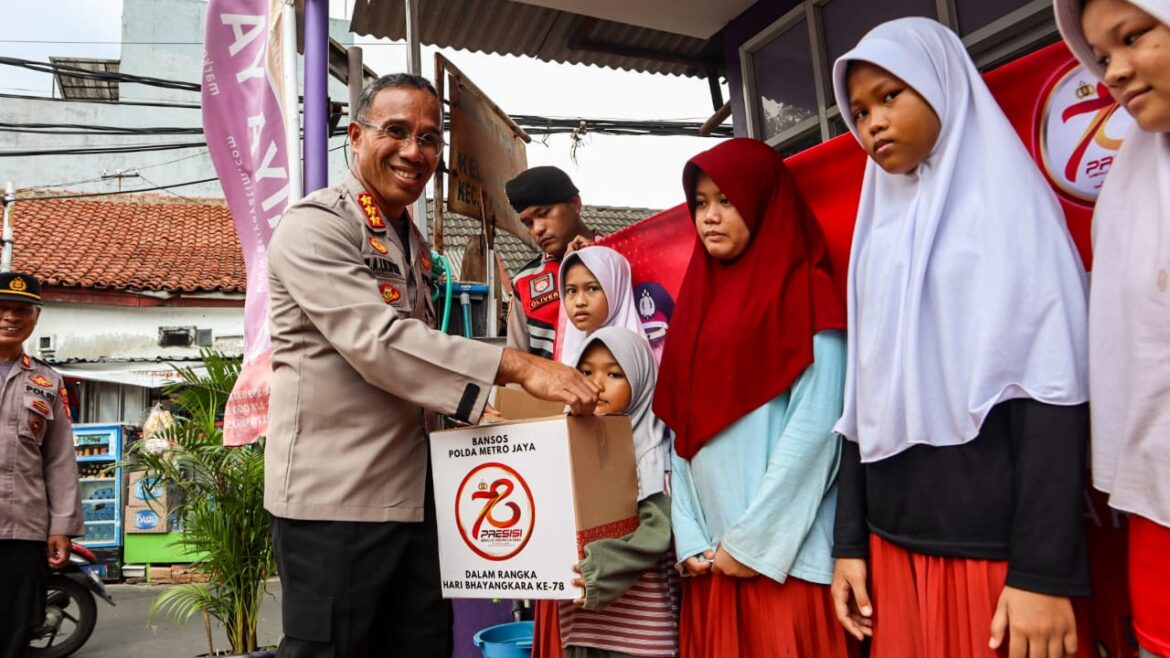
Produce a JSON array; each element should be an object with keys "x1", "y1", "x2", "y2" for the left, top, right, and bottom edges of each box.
[
  {"x1": 11, "y1": 192, "x2": 245, "y2": 293},
  {"x1": 433, "y1": 204, "x2": 659, "y2": 279},
  {"x1": 8, "y1": 191, "x2": 654, "y2": 294}
]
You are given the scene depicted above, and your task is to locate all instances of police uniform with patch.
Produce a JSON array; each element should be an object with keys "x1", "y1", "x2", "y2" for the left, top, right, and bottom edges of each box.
[
  {"x1": 0, "y1": 274, "x2": 83, "y2": 658},
  {"x1": 265, "y1": 171, "x2": 503, "y2": 657}
]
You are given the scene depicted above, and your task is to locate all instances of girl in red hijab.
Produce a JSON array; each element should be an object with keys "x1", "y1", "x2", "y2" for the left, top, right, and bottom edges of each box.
[{"x1": 654, "y1": 137, "x2": 852, "y2": 657}]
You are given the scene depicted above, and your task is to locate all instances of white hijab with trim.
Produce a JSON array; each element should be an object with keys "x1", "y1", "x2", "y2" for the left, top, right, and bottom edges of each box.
[
  {"x1": 577, "y1": 327, "x2": 670, "y2": 501},
  {"x1": 1056, "y1": 0, "x2": 1170, "y2": 525},
  {"x1": 557, "y1": 246, "x2": 644, "y2": 366},
  {"x1": 831, "y1": 17, "x2": 1090, "y2": 462}
]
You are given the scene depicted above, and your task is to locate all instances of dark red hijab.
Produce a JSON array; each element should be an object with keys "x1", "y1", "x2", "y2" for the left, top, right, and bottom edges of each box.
[{"x1": 654, "y1": 138, "x2": 845, "y2": 461}]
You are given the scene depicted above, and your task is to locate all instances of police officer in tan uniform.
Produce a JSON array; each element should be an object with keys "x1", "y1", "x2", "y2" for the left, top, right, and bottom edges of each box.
[
  {"x1": 265, "y1": 73, "x2": 598, "y2": 658},
  {"x1": 0, "y1": 273, "x2": 83, "y2": 658}
]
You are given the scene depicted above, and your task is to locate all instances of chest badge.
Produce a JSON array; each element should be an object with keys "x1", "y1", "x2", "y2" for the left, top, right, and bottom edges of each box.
[
  {"x1": 369, "y1": 237, "x2": 389, "y2": 255},
  {"x1": 530, "y1": 273, "x2": 554, "y2": 296},
  {"x1": 379, "y1": 283, "x2": 402, "y2": 304},
  {"x1": 29, "y1": 374, "x2": 52, "y2": 388},
  {"x1": 31, "y1": 398, "x2": 51, "y2": 416},
  {"x1": 28, "y1": 415, "x2": 45, "y2": 435},
  {"x1": 358, "y1": 193, "x2": 386, "y2": 229}
]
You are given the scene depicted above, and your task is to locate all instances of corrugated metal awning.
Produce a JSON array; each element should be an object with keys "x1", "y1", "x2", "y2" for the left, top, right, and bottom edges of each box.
[{"x1": 349, "y1": 0, "x2": 723, "y2": 78}]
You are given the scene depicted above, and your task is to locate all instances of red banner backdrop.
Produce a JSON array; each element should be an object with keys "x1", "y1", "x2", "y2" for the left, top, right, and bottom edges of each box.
[{"x1": 601, "y1": 41, "x2": 1135, "y2": 658}]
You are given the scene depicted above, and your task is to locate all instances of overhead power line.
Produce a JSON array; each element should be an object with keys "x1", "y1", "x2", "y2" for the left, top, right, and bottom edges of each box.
[
  {"x1": 17, "y1": 176, "x2": 220, "y2": 201},
  {"x1": 0, "y1": 56, "x2": 200, "y2": 92}
]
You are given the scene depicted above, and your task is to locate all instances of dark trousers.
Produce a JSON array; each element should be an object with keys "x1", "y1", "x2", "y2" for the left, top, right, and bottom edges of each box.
[
  {"x1": 273, "y1": 485, "x2": 452, "y2": 658},
  {"x1": 0, "y1": 540, "x2": 48, "y2": 658}
]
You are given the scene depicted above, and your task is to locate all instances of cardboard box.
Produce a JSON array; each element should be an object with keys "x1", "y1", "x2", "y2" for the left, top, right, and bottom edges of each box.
[
  {"x1": 491, "y1": 386, "x2": 566, "y2": 421},
  {"x1": 430, "y1": 415, "x2": 639, "y2": 600},
  {"x1": 124, "y1": 505, "x2": 173, "y2": 534},
  {"x1": 127, "y1": 471, "x2": 176, "y2": 509}
]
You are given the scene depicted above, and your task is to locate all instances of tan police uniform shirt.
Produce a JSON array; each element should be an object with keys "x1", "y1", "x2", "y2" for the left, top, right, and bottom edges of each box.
[
  {"x1": 0, "y1": 353, "x2": 84, "y2": 541},
  {"x1": 265, "y1": 171, "x2": 504, "y2": 524}
]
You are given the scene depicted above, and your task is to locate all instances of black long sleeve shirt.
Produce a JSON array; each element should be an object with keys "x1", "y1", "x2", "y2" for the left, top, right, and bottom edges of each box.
[{"x1": 833, "y1": 399, "x2": 1091, "y2": 597}]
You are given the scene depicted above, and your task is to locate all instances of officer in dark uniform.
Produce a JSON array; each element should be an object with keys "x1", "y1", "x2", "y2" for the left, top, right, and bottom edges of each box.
[{"x1": 0, "y1": 273, "x2": 83, "y2": 658}]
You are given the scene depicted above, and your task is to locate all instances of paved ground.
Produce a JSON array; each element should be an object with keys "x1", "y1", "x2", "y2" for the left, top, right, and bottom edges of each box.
[{"x1": 71, "y1": 580, "x2": 283, "y2": 657}]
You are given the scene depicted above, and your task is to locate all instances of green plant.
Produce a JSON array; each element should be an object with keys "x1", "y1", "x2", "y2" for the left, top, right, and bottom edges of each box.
[{"x1": 126, "y1": 349, "x2": 274, "y2": 655}]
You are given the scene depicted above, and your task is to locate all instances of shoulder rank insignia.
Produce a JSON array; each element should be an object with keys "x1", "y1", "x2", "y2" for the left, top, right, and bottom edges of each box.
[
  {"x1": 59, "y1": 386, "x2": 72, "y2": 421},
  {"x1": 30, "y1": 374, "x2": 52, "y2": 388},
  {"x1": 31, "y1": 398, "x2": 51, "y2": 416},
  {"x1": 28, "y1": 415, "x2": 45, "y2": 435},
  {"x1": 358, "y1": 192, "x2": 386, "y2": 229},
  {"x1": 20, "y1": 354, "x2": 31, "y2": 369},
  {"x1": 379, "y1": 283, "x2": 402, "y2": 304},
  {"x1": 369, "y1": 236, "x2": 389, "y2": 255}
]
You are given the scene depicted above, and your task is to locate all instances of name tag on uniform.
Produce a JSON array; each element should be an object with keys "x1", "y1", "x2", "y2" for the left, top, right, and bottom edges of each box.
[{"x1": 365, "y1": 257, "x2": 402, "y2": 276}]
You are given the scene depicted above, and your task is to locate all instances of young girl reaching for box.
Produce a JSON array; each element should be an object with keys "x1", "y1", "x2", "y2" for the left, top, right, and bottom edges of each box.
[
  {"x1": 654, "y1": 137, "x2": 852, "y2": 658},
  {"x1": 1055, "y1": 1, "x2": 1170, "y2": 655},
  {"x1": 830, "y1": 17, "x2": 1094, "y2": 658},
  {"x1": 542, "y1": 325, "x2": 678, "y2": 658}
]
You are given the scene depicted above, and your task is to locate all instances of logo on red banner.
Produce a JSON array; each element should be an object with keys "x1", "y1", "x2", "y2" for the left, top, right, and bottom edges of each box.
[
  {"x1": 1039, "y1": 64, "x2": 1135, "y2": 204},
  {"x1": 31, "y1": 398, "x2": 51, "y2": 416},
  {"x1": 455, "y1": 462, "x2": 535, "y2": 561}
]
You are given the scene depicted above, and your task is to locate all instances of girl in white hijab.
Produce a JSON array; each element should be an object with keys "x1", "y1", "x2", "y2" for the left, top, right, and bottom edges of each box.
[
  {"x1": 1056, "y1": 1, "x2": 1170, "y2": 655},
  {"x1": 556, "y1": 246, "x2": 646, "y2": 365},
  {"x1": 830, "y1": 17, "x2": 1093, "y2": 658}
]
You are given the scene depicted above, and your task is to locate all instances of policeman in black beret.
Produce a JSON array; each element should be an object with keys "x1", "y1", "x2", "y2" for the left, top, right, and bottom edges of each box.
[
  {"x1": 0, "y1": 272, "x2": 83, "y2": 658},
  {"x1": 503, "y1": 166, "x2": 598, "y2": 358}
]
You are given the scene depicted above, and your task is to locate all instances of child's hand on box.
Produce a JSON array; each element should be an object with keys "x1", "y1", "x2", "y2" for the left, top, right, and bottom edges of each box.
[{"x1": 571, "y1": 563, "x2": 586, "y2": 606}]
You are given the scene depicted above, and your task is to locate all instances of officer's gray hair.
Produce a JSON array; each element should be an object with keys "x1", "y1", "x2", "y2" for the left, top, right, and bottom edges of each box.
[{"x1": 352, "y1": 74, "x2": 438, "y2": 124}]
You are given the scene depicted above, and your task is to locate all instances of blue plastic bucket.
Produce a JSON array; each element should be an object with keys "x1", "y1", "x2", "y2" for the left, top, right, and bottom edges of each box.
[{"x1": 472, "y1": 621, "x2": 534, "y2": 658}]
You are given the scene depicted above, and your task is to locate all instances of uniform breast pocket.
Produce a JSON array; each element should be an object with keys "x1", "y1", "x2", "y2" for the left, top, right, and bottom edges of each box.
[
  {"x1": 375, "y1": 274, "x2": 412, "y2": 314},
  {"x1": 20, "y1": 394, "x2": 53, "y2": 446}
]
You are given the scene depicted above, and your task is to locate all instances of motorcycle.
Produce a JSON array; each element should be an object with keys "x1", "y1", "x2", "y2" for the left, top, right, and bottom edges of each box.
[{"x1": 27, "y1": 542, "x2": 116, "y2": 658}]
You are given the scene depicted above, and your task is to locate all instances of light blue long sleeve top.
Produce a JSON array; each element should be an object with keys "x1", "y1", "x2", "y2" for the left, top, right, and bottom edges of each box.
[{"x1": 670, "y1": 330, "x2": 846, "y2": 585}]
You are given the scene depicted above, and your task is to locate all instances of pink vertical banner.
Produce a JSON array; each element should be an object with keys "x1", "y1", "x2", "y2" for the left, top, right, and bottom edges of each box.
[{"x1": 202, "y1": 0, "x2": 292, "y2": 445}]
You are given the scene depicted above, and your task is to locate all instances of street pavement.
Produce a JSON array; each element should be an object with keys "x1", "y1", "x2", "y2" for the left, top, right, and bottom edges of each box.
[{"x1": 71, "y1": 580, "x2": 283, "y2": 657}]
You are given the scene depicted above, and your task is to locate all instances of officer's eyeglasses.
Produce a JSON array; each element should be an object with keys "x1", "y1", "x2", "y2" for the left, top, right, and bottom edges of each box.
[{"x1": 356, "y1": 121, "x2": 444, "y2": 155}]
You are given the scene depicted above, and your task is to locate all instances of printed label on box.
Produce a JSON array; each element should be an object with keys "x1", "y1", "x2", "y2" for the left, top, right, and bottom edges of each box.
[{"x1": 432, "y1": 419, "x2": 580, "y2": 599}]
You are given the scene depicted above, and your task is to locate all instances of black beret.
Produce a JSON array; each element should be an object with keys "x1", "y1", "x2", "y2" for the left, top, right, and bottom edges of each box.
[
  {"x1": 0, "y1": 272, "x2": 43, "y2": 304},
  {"x1": 505, "y1": 166, "x2": 579, "y2": 213}
]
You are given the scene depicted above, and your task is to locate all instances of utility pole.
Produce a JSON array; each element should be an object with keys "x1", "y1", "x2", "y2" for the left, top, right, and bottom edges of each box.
[
  {"x1": 1, "y1": 182, "x2": 14, "y2": 273},
  {"x1": 101, "y1": 169, "x2": 140, "y2": 192}
]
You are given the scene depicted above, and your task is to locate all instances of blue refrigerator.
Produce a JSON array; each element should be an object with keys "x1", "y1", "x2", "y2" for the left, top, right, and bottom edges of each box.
[{"x1": 73, "y1": 424, "x2": 126, "y2": 548}]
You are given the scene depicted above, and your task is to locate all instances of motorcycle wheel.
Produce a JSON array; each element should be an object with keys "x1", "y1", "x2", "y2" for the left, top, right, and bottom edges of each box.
[{"x1": 26, "y1": 575, "x2": 98, "y2": 658}]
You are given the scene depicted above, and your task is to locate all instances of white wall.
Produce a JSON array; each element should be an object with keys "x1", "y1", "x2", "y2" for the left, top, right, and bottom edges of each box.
[
  {"x1": 30, "y1": 301, "x2": 244, "y2": 362},
  {"x1": 1, "y1": 0, "x2": 356, "y2": 197}
]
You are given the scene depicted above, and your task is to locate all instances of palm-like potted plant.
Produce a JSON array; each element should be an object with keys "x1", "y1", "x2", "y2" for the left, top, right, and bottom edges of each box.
[{"x1": 126, "y1": 349, "x2": 275, "y2": 657}]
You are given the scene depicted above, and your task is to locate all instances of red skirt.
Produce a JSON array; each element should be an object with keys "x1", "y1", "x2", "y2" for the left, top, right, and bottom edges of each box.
[
  {"x1": 1129, "y1": 515, "x2": 1170, "y2": 656},
  {"x1": 679, "y1": 572, "x2": 855, "y2": 658},
  {"x1": 533, "y1": 599, "x2": 563, "y2": 658},
  {"x1": 868, "y1": 534, "x2": 1095, "y2": 658}
]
